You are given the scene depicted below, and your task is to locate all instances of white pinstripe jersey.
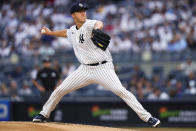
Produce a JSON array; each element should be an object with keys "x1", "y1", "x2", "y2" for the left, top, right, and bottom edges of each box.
[
  {"x1": 67, "y1": 19, "x2": 113, "y2": 64},
  {"x1": 40, "y1": 22, "x2": 152, "y2": 122}
]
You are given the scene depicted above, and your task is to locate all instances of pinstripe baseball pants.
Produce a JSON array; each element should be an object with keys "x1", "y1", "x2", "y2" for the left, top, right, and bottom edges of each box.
[{"x1": 40, "y1": 62, "x2": 151, "y2": 122}]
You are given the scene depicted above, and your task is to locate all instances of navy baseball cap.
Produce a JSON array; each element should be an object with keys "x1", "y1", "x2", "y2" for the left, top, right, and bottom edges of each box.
[
  {"x1": 42, "y1": 57, "x2": 51, "y2": 63},
  {"x1": 70, "y1": 2, "x2": 89, "y2": 14}
]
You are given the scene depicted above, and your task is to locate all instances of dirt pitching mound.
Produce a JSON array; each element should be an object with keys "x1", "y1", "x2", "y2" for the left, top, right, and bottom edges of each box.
[{"x1": 0, "y1": 122, "x2": 135, "y2": 131}]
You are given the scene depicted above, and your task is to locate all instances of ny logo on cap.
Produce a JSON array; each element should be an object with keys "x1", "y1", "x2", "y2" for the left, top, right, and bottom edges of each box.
[{"x1": 79, "y1": 3, "x2": 83, "y2": 7}]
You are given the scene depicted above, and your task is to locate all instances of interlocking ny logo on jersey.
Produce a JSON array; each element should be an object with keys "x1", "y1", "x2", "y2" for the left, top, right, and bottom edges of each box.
[{"x1": 79, "y1": 34, "x2": 84, "y2": 43}]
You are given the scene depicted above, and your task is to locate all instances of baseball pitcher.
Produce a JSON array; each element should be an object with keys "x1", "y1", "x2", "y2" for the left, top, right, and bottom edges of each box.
[{"x1": 33, "y1": 2, "x2": 161, "y2": 127}]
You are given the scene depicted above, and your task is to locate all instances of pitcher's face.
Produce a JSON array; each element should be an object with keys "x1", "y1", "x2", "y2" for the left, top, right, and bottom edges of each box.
[{"x1": 72, "y1": 10, "x2": 87, "y2": 23}]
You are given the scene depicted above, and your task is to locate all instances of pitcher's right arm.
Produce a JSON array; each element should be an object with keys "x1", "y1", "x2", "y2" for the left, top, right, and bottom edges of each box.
[{"x1": 41, "y1": 27, "x2": 67, "y2": 38}]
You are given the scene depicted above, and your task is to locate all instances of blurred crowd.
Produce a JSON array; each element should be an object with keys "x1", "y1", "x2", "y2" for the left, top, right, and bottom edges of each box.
[
  {"x1": 1, "y1": 57, "x2": 196, "y2": 101},
  {"x1": 1, "y1": 0, "x2": 196, "y2": 58},
  {"x1": 125, "y1": 59, "x2": 196, "y2": 101},
  {"x1": 1, "y1": 0, "x2": 196, "y2": 101}
]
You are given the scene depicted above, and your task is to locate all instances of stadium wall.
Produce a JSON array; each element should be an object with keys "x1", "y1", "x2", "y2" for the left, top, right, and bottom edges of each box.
[{"x1": 3, "y1": 100, "x2": 196, "y2": 127}]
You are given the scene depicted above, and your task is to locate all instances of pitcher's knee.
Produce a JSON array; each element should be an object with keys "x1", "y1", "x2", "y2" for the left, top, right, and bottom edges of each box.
[
  {"x1": 113, "y1": 88, "x2": 126, "y2": 97},
  {"x1": 53, "y1": 86, "x2": 71, "y2": 96}
]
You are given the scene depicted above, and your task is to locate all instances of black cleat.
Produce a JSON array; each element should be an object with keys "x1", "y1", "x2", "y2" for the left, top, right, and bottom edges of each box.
[
  {"x1": 33, "y1": 114, "x2": 47, "y2": 122},
  {"x1": 147, "y1": 117, "x2": 161, "y2": 127}
]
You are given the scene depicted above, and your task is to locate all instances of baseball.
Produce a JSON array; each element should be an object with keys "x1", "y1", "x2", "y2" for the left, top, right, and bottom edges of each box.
[{"x1": 41, "y1": 29, "x2": 46, "y2": 33}]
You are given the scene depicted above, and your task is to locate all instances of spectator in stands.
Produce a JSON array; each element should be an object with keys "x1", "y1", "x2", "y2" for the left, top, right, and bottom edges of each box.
[
  {"x1": 177, "y1": 59, "x2": 196, "y2": 76},
  {"x1": 175, "y1": 81, "x2": 184, "y2": 97},
  {"x1": 108, "y1": 37, "x2": 121, "y2": 53},
  {"x1": 185, "y1": 72, "x2": 196, "y2": 94},
  {"x1": 0, "y1": 39, "x2": 11, "y2": 58},
  {"x1": 128, "y1": 75, "x2": 138, "y2": 95},
  {"x1": 186, "y1": 27, "x2": 196, "y2": 50},
  {"x1": 152, "y1": 36, "x2": 167, "y2": 51},
  {"x1": 167, "y1": 80, "x2": 184, "y2": 98},
  {"x1": 132, "y1": 76, "x2": 149, "y2": 100},
  {"x1": 132, "y1": 65, "x2": 145, "y2": 78},
  {"x1": 143, "y1": 81, "x2": 153, "y2": 98},
  {"x1": 151, "y1": 74, "x2": 163, "y2": 88},
  {"x1": 167, "y1": 33, "x2": 187, "y2": 52},
  {"x1": 21, "y1": 42, "x2": 39, "y2": 57},
  {"x1": 38, "y1": 43, "x2": 55, "y2": 56},
  {"x1": 119, "y1": 35, "x2": 132, "y2": 52},
  {"x1": 136, "y1": 81, "x2": 144, "y2": 100},
  {"x1": 51, "y1": 37, "x2": 72, "y2": 50},
  {"x1": 18, "y1": 80, "x2": 33, "y2": 98},
  {"x1": 10, "y1": 66, "x2": 23, "y2": 79},
  {"x1": 147, "y1": 88, "x2": 170, "y2": 100},
  {"x1": 0, "y1": 81, "x2": 9, "y2": 97},
  {"x1": 8, "y1": 80, "x2": 22, "y2": 101}
]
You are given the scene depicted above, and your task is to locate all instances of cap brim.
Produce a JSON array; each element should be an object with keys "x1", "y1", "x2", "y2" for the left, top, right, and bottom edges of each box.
[
  {"x1": 71, "y1": 7, "x2": 89, "y2": 14},
  {"x1": 43, "y1": 60, "x2": 50, "y2": 63}
]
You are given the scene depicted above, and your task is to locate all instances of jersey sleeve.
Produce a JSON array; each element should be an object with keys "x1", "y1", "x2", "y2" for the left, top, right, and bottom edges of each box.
[{"x1": 86, "y1": 19, "x2": 97, "y2": 31}]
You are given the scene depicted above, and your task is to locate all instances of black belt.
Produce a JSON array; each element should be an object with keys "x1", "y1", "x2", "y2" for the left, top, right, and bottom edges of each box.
[{"x1": 87, "y1": 61, "x2": 107, "y2": 66}]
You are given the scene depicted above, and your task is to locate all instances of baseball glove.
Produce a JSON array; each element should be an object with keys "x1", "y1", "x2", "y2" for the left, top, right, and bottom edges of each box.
[{"x1": 91, "y1": 29, "x2": 111, "y2": 51}]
